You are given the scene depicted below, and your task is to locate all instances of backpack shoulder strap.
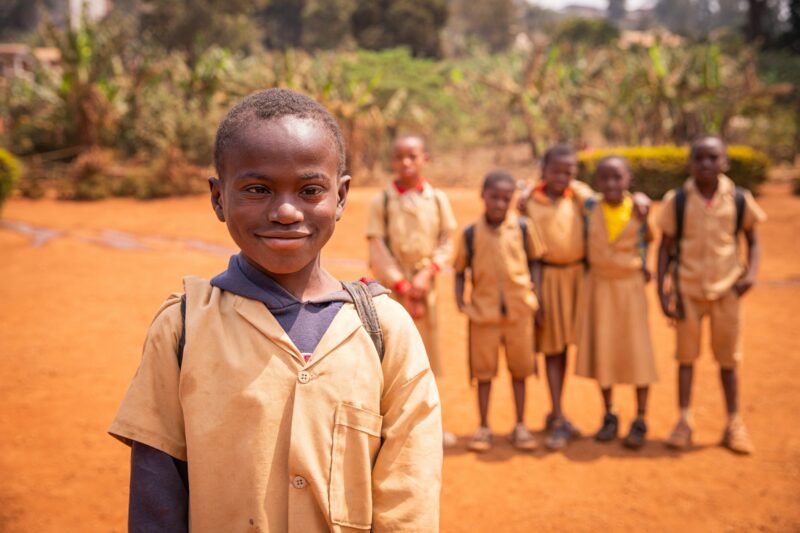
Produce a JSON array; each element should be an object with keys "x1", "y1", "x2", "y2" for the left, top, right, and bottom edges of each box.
[
  {"x1": 518, "y1": 217, "x2": 530, "y2": 259},
  {"x1": 734, "y1": 186, "x2": 746, "y2": 235},
  {"x1": 341, "y1": 281, "x2": 385, "y2": 362},
  {"x1": 674, "y1": 187, "x2": 686, "y2": 242},
  {"x1": 582, "y1": 197, "x2": 598, "y2": 264},
  {"x1": 463, "y1": 224, "x2": 476, "y2": 269},
  {"x1": 382, "y1": 189, "x2": 391, "y2": 251},
  {"x1": 177, "y1": 294, "x2": 186, "y2": 370}
]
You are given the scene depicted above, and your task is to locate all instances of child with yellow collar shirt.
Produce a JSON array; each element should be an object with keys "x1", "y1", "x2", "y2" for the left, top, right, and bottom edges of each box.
[{"x1": 109, "y1": 89, "x2": 442, "y2": 532}]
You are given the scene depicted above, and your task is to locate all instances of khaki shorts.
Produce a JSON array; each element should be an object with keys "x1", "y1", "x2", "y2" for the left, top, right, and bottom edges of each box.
[
  {"x1": 469, "y1": 317, "x2": 536, "y2": 381},
  {"x1": 676, "y1": 290, "x2": 741, "y2": 369}
]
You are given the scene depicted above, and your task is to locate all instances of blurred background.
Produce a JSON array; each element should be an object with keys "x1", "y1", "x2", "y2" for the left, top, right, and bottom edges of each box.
[
  {"x1": 1, "y1": 2, "x2": 799, "y2": 532},
  {"x1": 0, "y1": 0, "x2": 798, "y2": 202}
]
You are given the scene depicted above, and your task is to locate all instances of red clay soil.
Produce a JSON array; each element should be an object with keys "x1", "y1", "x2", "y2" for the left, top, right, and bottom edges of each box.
[{"x1": 0, "y1": 183, "x2": 798, "y2": 532}]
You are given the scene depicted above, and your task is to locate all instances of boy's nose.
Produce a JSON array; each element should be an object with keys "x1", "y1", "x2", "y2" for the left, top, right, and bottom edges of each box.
[{"x1": 270, "y1": 200, "x2": 303, "y2": 224}]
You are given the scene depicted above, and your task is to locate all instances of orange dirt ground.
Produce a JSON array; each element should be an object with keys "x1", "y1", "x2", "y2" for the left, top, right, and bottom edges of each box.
[{"x1": 0, "y1": 183, "x2": 798, "y2": 532}]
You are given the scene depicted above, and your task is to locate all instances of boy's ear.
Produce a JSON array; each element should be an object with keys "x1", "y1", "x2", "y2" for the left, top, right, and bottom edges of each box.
[
  {"x1": 335, "y1": 175, "x2": 351, "y2": 221},
  {"x1": 209, "y1": 177, "x2": 226, "y2": 222}
]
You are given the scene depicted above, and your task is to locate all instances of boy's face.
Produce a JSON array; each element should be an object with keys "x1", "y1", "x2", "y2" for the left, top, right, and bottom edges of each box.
[
  {"x1": 595, "y1": 159, "x2": 630, "y2": 205},
  {"x1": 689, "y1": 138, "x2": 727, "y2": 186},
  {"x1": 542, "y1": 155, "x2": 577, "y2": 196},
  {"x1": 482, "y1": 180, "x2": 515, "y2": 225},
  {"x1": 209, "y1": 116, "x2": 350, "y2": 276},
  {"x1": 392, "y1": 137, "x2": 427, "y2": 185}
]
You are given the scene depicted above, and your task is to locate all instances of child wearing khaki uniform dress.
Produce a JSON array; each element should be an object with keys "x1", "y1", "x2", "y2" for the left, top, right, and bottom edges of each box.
[
  {"x1": 454, "y1": 171, "x2": 546, "y2": 452},
  {"x1": 657, "y1": 136, "x2": 765, "y2": 455},
  {"x1": 366, "y1": 135, "x2": 457, "y2": 378},
  {"x1": 576, "y1": 156, "x2": 658, "y2": 449},
  {"x1": 110, "y1": 89, "x2": 442, "y2": 532}
]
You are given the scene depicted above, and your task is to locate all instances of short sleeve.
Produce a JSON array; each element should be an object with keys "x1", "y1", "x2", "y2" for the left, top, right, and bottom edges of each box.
[
  {"x1": 525, "y1": 219, "x2": 547, "y2": 260},
  {"x1": 435, "y1": 190, "x2": 458, "y2": 232},
  {"x1": 366, "y1": 191, "x2": 387, "y2": 239},
  {"x1": 741, "y1": 190, "x2": 767, "y2": 231},
  {"x1": 570, "y1": 179, "x2": 595, "y2": 203},
  {"x1": 656, "y1": 189, "x2": 678, "y2": 238},
  {"x1": 453, "y1": 230, "x2": 468, "y2": 273},
  {"x1": 108, "y1": 296, "x2": 187, "y2": 461}
]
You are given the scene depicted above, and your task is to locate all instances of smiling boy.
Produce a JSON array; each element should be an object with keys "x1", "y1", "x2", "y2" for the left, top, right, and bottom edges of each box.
[{"x1": 109, "y1": 89, "x2": 442, "y2": 532}]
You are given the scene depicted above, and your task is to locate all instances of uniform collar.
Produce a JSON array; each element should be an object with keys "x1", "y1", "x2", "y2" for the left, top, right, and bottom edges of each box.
[
  {"x1": 393, "y1": 177, "x2": 426, "y2": 194},
  {"x1": 532, "y1": 181, "x2": 574, "y2": 204},
  {"x1": 685, "y1": 174, "x2": 734, "y2": 200}
]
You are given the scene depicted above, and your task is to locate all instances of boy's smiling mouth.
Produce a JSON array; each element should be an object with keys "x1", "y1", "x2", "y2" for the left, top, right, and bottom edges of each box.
[{"x1": 256, "y1": 230, "x2": 312, "y2": 250}]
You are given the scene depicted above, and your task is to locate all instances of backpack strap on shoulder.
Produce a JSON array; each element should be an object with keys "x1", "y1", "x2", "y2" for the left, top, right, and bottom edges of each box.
[
  {"x1": 583, "y1": 197, "x2": 598, "y2": 266},
  {"x1": 734, "y1": 186, "x2": 746, "y2": 235},
  {"x1": 382, "y1": 190, "x2": 391, "y2": 251},
  {"x1": 342, "y1": 281, "x2": 385, "y2": 362},
  {"x1": 518, "y1": 217, "x2": 530, "y2": 259},
  {"x1": 463, "y1": 224, "x2": 476, "y2": 269},
  {"x1": 674, "y1": 187, "x2": 686, "y2": 242},
  {"x1": 177, "y1": 294, "x2": 186, "y2": 370}
]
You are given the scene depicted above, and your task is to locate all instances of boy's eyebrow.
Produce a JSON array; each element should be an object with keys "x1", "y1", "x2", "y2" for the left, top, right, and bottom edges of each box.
[{"x1": 232, "y1": 171, "x2": 330, "y2": 181}]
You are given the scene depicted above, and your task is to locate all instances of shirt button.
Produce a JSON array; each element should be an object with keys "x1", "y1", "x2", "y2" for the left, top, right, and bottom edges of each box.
[
  {"x1": 292, "y1": 475, "x2": 307, "y2": 489},
  {"x1": 298, "y1": 371, "x2": 311, "y2": 384}
]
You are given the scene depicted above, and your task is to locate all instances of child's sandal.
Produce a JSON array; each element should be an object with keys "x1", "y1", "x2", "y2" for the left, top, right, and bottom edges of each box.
[
  {"x1": 509, "y1": 423, "x2": 538, "y2": 451},
  {"x1": 467, "y1": 427, "x2": 492, "y2": 453}
]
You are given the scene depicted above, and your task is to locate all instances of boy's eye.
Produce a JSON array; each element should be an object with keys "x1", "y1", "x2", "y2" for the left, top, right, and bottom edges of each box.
[
  {"x1": 300, "y1": 185, "x2": 325, "y2": 196},
  {"x1": 245, "y1": 185, "x2": 270, "y2": 194}
]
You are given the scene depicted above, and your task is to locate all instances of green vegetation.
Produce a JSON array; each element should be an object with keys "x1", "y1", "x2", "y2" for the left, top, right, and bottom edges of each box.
[
  {"x1": 0, "y1": 149, "x2": 21, "y2": 212},
  {"x1": 577, "y1": 145, "x2": 770, "y2": 198}
]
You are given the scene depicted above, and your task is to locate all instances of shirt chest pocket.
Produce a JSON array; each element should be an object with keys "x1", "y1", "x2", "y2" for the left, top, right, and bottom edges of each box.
[{"x1": 329, "y1": 402, "x2": 383, "y2": 530}]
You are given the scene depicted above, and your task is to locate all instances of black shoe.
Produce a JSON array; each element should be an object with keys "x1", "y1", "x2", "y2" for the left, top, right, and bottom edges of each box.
[
  {"x1": 623, "y1": 418, "x2": 648, "y2": 450},
  {"x1": 595, "y1": 413, "x2": 619, "y2": 442}
]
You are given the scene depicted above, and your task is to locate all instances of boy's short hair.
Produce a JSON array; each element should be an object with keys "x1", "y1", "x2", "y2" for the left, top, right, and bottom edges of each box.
[
  {"x1": 595, "y1": 155, "x2": 631, "y2": 174},
  {"x1": 542, "y1": 143, "x2": 576, "y2": 167},
  {"x1": 689, "y1": 134, "x2": 726, "y2": 156},
  {"x1": 214, "y1": 88, "x2": 346, "y2": 177},
  {"x1": 482, "y1": 170, "x2": 515, "y2": 191}
]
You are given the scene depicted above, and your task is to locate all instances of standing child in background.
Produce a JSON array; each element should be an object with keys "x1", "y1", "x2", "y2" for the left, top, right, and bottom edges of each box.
[
  {"x1": 109, "y1": 89, "x2": 442, "y2": 532},
  {"x1": 523, "y1": 144, "x2": 590, "y2": 451},
  {"x1": 366, "y1": 134, "x2": 458, "y2": 445},
  {"x1": 656, "y1": 135, "x2": 765, "y2": 454},
  {"x1": 454, "y1": 171, "x2": 545, "y2": 452},
  {"x1": 576, "y1": 156, "x2": 658, "y2": 450}
]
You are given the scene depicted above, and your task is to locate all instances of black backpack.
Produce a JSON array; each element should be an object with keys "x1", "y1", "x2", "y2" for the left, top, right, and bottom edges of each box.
[{"x1": 462, "y1": 218, "x2": 531, "y2": 272}]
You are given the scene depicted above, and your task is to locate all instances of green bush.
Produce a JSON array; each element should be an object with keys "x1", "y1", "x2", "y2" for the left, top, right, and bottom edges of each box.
[
  {"x1": 577, "y1": 145, "x2": 770, "y2": 199},
  {"x1": 62, "y1": 149, "x2": 115, "y2": 200},
  {"x1": 0, "y1": 149, "x2": 22, "y2": 213}
]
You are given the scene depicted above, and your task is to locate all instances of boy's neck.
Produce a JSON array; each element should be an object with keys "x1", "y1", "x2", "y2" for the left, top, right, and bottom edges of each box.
[
  {"x1": 243, "y1": 254, "x2": 340, "y2": 301},
  {"x1": 484, "y1": 213, "x2": 505, "y2": 228},
  {"x1": 695, "y1": 175, "x2": 720, "y2": 199},
  {"x1": 543, "y1": 184, "x2": 565, "y2": 200}
]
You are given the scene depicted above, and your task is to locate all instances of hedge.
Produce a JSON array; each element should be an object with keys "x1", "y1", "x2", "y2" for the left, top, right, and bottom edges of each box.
[
  {"x1": 0, "y1": 148, "x2": 21, "y2": 213},
  {"x1": 577, "y1": 145, "x2": 770, "y2": 199}
]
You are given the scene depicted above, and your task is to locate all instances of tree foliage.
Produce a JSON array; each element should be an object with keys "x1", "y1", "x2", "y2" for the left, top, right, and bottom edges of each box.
[{"x1": 352, "y1": 0, "x2": 447, "y2": 58}]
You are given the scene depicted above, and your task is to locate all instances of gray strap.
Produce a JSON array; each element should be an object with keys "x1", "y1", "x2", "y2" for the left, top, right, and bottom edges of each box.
[
  {"x1": 341, "y1": 281, "x2": 385, "y2": 362},
  {"x1": 177, "y1": 294, "x2": 186, "y2": 369}
]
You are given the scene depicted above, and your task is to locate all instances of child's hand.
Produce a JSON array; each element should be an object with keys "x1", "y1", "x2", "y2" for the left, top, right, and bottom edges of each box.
[
  {"x1": 632, "y1": 192, "x2": 651, "y2": 220},
  {"x1": 734, "y1": 276, "x2": 755, "y2": 297},
  {"x1": 407, "y1": 295, "x2": 427, "y2": 319},
  {"x1": 411, "y1": 267, "x2": 434, "y2": 295}
]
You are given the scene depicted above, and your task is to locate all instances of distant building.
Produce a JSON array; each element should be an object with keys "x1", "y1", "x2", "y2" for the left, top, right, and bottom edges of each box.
[
  {"x1": 0, "y1": 44, "x2": 61, "y2": 79},
  {"x1": 560, "y1": 5, "x2": 605, "y2": 19}
]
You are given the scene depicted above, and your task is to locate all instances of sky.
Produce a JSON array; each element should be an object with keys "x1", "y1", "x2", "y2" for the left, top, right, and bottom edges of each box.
[{"x1": 530, "y1": 0, "x2": 654, "y2": 10}]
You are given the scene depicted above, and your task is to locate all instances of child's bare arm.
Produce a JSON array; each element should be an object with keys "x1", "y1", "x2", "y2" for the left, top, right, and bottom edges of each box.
[
  {"x1": 367, "y1": 237, "x2": 408, "y2": 292},
  {"x1": 532, "y1": 260, "x2": 544, "y2": 327},
  {"x1": 372, "y1": 302, "x2": 442, "y2": 531},
  {"x1": 735, "y1": 227, "x2": 761, "y2": 296},
  {"x1": 657, "y1": 236, "x2": 679, "y2": 318}
]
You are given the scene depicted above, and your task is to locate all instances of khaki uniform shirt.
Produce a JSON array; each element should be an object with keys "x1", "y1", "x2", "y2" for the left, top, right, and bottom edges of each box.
[
  {"x1": 110, "y1": 277, "x2": 442, "y2": 532},
  {"x1": 525, "y1": 182, "x2": 589, "y2": 265},
  {"x1": 366, "y1": 182, "x2": 457, "y2": 283},
  {"x1": 453, "y1": 215, "x2": 545, "y2": 324},
  {"x1": 656, "y1": 175, "x2": 766, "y2": 300}
]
